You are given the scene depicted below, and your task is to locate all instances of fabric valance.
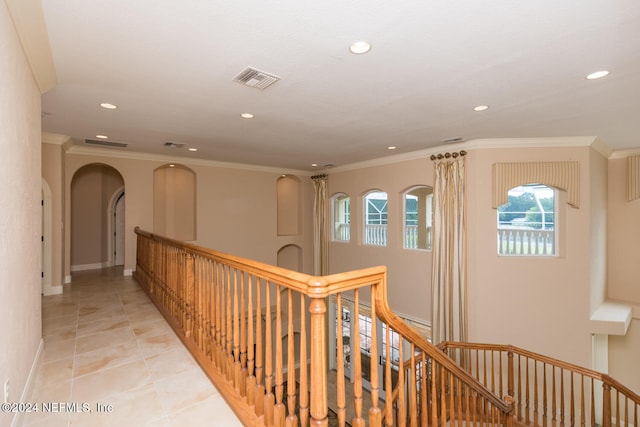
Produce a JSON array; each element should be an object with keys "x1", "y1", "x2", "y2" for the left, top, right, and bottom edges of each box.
[{"x1": 492, "y1": 161, "x2": 580, "y2": 208}]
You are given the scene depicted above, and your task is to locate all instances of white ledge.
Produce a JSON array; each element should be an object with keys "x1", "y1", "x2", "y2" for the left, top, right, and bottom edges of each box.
[{"x1": 590, "y1": 302, "x2": 632, "y2": 335}]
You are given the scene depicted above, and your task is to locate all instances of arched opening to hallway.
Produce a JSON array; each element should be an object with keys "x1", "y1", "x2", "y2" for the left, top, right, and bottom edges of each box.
[{"x1": 70, "y1": 164, "x2": 125, "y2": 273}]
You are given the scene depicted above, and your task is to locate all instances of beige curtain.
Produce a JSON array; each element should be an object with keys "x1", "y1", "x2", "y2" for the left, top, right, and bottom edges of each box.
[
  {"x1": 431, "y1": 156, "x2": 467, "y2": 345},
  {"x1": 312, "y1": 174, "x2": 329, "y2": 275}
]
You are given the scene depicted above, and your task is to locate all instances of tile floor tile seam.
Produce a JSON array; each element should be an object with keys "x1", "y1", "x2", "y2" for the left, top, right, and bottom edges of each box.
[{"x1": 71, "y1": 341, "x2": 145, "y2": 379}]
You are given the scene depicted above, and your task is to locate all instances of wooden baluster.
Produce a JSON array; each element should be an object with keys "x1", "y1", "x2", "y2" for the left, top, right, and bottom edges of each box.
[
  {"x1": 309, "y1": 292, "x2": 328, "y2": 427},
  {"x1": 219, "y1": 264, "x2": 227, "y2": 376},
  {"x1": 351, "y1": 289, "x2": 364, "y2": 427},
  {"x1": 369, "y1": 287, "x2": 381, "y2": 427},
  {"x1": 560, "y1": 369, "x2": 565, "y2": 427},
  {"x1": 246, "y1": 275, "x2": 256, "y2": 409},
  {"x1": 233, "y1": 269, "x2": 241, "y2": 391},
  {"x1": 385, "y1": 325, "x2": 393, "y2": 427},
  {"x1": 409, "y1": 343, "x2": 417, "y2": 427},
  {"x1": 570, "y1": 372, "x2": 575, "y2": 427},
  {"x1": 526, "y1": 358, "x2": 531, "y2": 425},
  {"x1": 612, "y1": 390, "x2": 620, "y2": 427},
  {"x1": 534, "y1": 361, "x2": 539, "y2": 427},
  {"x1": 255, "y1": 278, "x2": 265, "y2": 417},
  {"x1": 499, "y1": 350, "x2": 504, "y2": 400},
  {"x1": 397, "y1": 335, "x2": 405, "y2": 426},
  {"x1": 439, "y1": 364, "x2": 446, "y2": 427},
  {"x1": 602, "y1": 383, "x2": 611, "y2": 427},
  {"x1": 285, "y1": 289, "x2": 298, "y2": 427},
  {"x1": 335, "y1": 295, "x2": 347, "y2": 427},
  {"x1": 274, "y1": 285, "x2": 286, "y2": 427},
  {"x1": 420, "y1": 354, "x2": 428, "y2": 427},
  {"x1": 491, "y1": 350, "x2": 496, "y2": 394},
  {"x1": 299, "y1": 293, "x2": 309, "y2": 427},
  {"x1": 544, "y1": 363, "x2": 548, "y2": 427},
  {"x1": 580, "y1": 376, "x2": 586, "y2": 427},
  {"x1": 197, "y1": 259, "x2": 205, "y2": 354},
  {"x1": 552, "y1": 366, "x2": 557, "y2": 427},
  {"x1": 264, "y1": 281, "x2": 275, "y2": 426},
  {"x1": 590, "y1": 379, "x2": 596, "y2": 427},
  {"x1": 216, "y1": 263, "x2": 226, "y2": 373},
  {"x1": 239, "y1": 272, "x2": 247, "y2": 397},
  {"x1": 183, "y1": 254, "x2": 196, "y2": 338},
  {"x1": 448, "y1": 370, "x2": 455, "y2": 427},
  {"x1": 431, "y1": 360, "x2": 439, "y2": 427},
  {"x1": 226, "y1": 266, "x2": 234, "y2": 381}
]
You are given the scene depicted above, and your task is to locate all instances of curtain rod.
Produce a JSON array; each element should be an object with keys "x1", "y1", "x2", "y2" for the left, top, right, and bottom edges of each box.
[
  {"x1": 430, "y1": 150, "x2": 467, "y2": 160},
  {"x1": 311, "y1": 173, "x2": 327, "y2": 179}
]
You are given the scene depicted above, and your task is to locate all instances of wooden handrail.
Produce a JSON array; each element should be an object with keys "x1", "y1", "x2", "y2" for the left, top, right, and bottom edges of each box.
[
  {"x1": 133, "y1": 228, "x2": 516, "y2": 426},
  {"x1": 438, "y1": 341, "x2": 640, "y2": 427}
]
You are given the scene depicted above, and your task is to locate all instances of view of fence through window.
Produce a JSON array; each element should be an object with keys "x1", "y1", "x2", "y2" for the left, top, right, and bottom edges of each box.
[
  {"x1": 405, "y1": 186, "x2": 433, "y2": 250},
  {"x1": 332, "y1": 195, "x2": 350, "y2": 241},
  {"x1": 497, "y1": 184, "x2": 556, "y2": 256},
  {"x1": 364, "y1": 191, "x2": 388, "y2": 246}
]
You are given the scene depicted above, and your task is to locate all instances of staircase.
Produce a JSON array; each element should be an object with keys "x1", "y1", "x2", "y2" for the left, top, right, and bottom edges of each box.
[{"x1": 133, "y1": 227, "x2": 639, "y2": 427}]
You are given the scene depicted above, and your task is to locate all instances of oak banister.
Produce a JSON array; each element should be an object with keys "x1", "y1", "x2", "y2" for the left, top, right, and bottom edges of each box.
[{"x1": 373, "y1": 295, "x2": 514, "y2": 414}]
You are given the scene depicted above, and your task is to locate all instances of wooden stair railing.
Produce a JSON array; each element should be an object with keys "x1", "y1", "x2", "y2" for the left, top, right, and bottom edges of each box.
[
  {"x1": 133, "y1": 227, "x2": 513, "y2": 426},
  {"x1": 437, "y1": 342, "x2": 640, "y2": 427}
]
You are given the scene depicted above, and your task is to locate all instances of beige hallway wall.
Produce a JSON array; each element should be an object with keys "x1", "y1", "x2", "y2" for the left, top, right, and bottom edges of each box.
[
  {"x1": 63, "y1": 151, "x2": 314, "y2": 278},
  {"x1": 0, "y1": 4, "x2": 43, "y2": 427}
]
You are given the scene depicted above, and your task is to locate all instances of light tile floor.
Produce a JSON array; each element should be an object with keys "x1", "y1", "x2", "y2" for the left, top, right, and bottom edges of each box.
[{"x1": 21, "y1": 268, "x2": 243, "y2": 427}]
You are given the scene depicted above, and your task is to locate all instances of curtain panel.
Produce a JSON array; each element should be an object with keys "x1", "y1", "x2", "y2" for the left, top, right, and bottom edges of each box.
[
  {"x1": 431, "y1": 156, "x2": 467, "y2": 345},
  {"x1": 312, "y1": 175, "x2": 329, "y2": 276}
]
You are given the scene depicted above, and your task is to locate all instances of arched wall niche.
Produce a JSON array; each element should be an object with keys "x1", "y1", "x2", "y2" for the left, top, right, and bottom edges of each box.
[
  {"x1": 277, "y1": 244, "x2": 303, "y2": 272},
  {"x1": 70, "y1": 163, "x2": 125, "y2": 271},
  {"x1": 153, "y1": 164, "x2": 196, "y2": 241},
  {"x1": 277, "y1": 175, "x2": 302, "y2": 236}
]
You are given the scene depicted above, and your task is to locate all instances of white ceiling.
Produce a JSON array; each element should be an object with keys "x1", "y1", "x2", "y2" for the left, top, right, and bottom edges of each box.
[{"x1": 38, "y1": 0, "x2": 640, "y2": 171}]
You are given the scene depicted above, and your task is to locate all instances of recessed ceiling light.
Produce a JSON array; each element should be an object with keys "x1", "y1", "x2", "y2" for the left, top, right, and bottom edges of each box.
[
  {"x1": 95, "y1": 134, "x2": 108, "y2": 139},
  {"x1": 188, "y1": 148, "x2": 198, "y2": 152},
  {"x1": 169, "y1": 164, "x2": 175, "y2": 168},
  {"x1": 349, "y1": 41, "x2": 371, "y2": 55},
  {"x1": 311, "y1": 163, "x2": 318, "y2": 167},
  {"x1": 473, "y1": 105, "x2": 489, "y2": 112},
  {"x1": 100, "y1": 103, "x2": 117, "y2": 110},
  {"x1": 241, "y1": 113, "x2": 254, "y2": 119},
  {"x1": 388, "y1": 146, "x2": 397, "y2": 150},
  {"x1": 586, "y1": 70, "x2": 609, "y2": 80}
]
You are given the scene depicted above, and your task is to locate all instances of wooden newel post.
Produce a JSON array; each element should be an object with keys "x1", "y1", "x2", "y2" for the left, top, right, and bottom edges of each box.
[
  {"x1": 504, "y1": 395, "x2": 515, "y2": 427},
  {"x1": 309, "y1": 296, "x2": 328, "y2": 427},
  {"x1": 602, "y1": 383, "x2": 612, "y2": 427}
]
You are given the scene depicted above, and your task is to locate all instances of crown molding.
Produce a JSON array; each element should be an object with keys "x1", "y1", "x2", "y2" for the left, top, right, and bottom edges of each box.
[
  {"x1": 41, "y1": 132, "x2": 71, "y2": 145},
  {"x1": 65, "y1": 144, "x2": 313, "y2": 177},
  {"x1": 609, "y1": 148, "x2": 640, "y2": 160},
  {"x1": 327, "y1": 136, "x2": 607, "y2": 173}
]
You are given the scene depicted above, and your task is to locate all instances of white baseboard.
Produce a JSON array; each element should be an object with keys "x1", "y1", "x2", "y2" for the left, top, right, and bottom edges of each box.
[
  {"x1": 12, "y1": 339, "x2": 44, "y2": 427},
  {"x1": 123, "y1": 268, "x2": 133, "y2": 276},
  {"x1": 64, "y1": 275, "x2": 72, "y2": 284},
  {"x1": 42, "y1": 285, "x2": 63, "y2": 296},
  {"x1": 70, "y1": 261, "x2": 109, "y2": 272}
]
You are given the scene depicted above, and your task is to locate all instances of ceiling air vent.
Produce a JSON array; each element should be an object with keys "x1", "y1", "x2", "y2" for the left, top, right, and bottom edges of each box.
[
  {"x1": 84, "y1": 139, "x2": 127, "y2": 148},
  {"x1": 233, "y1": 66, "x2": 281, "y2": 90},
  {"x1": 164, "y1": 141, "x2": 185, "y2": 148}
]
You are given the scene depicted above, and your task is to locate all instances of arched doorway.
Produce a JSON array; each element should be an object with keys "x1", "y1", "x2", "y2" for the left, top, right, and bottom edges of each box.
[{"x1": 70, "y1": 164, "x2": 125, "y2": 273}]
